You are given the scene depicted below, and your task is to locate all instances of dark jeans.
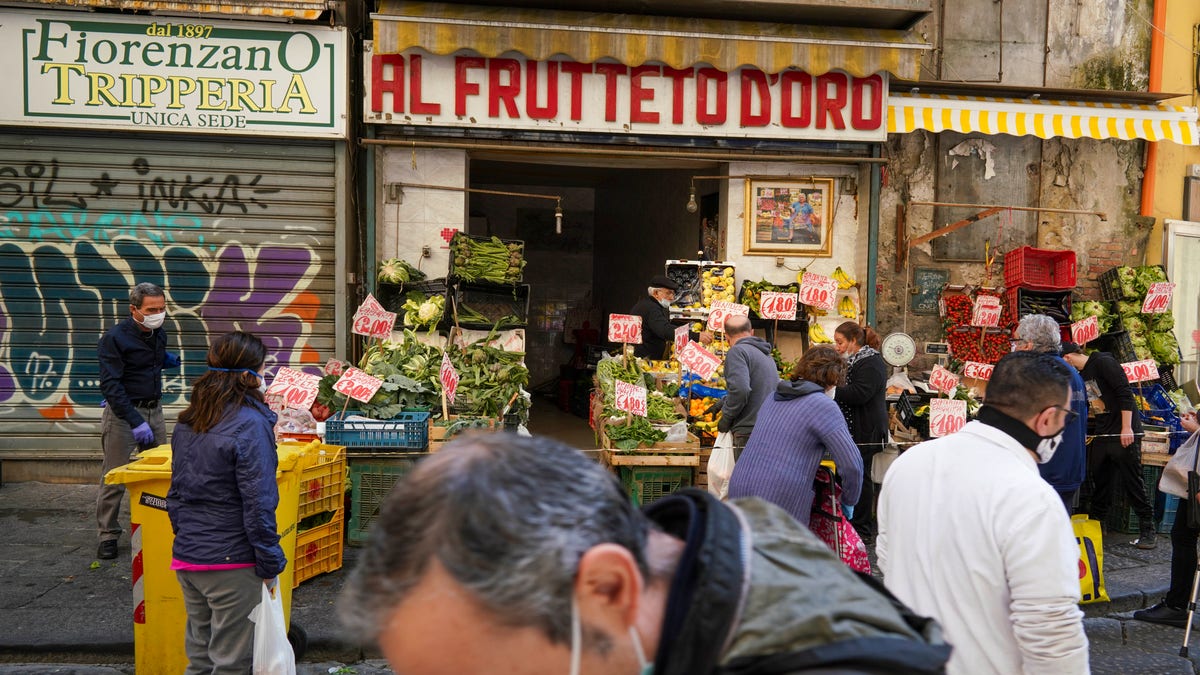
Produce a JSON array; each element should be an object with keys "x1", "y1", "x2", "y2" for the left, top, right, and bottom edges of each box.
[
  {"x1": 1167, "y1": 505, "x2": 1200, "y2": 608},
  {"x1": 733, "y1": 431, "x2": 750, "y2": 462},
  {"x1": 851, "y1": 444, "x2": 881, "y2": 537},
  {"x1": 1089, "y1": 438, "x2": 1153, "y2": 526}
]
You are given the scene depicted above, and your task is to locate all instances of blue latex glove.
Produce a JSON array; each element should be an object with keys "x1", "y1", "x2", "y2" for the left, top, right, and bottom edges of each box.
[
  {"x1": 163, "y1": 352, "x2": 181, "y2": 369},
  {"x1": 100, "y1": 400, "x2": 107, "y2": 409},
  {"x1": 131, "y1": 422, "x2": 156, "y2": 447},
  {"x1": 841, "y1": 503, "x2": 855, "y2": 520}
]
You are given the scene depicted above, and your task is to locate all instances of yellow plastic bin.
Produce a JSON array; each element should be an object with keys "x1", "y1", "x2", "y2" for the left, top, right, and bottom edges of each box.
[
  {"x1": 105, "y1": 443, "x2": 306, "y2": 675},
  {"x1": 278, "y1": 440, "x2": 347, "y2": 587}
]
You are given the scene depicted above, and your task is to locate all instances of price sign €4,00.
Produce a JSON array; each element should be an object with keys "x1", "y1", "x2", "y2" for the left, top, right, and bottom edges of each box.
[
  {"x1": 614, "y1": 380, "x2": 648, "y2": 417},
  {"x1": 929, "y1": 398, "x2": 967, "y2": 438},
  {"x1": 265, "y1": 366, "x2": 321, "y2": 411},
  {"x1": 1142, "y1": 282, "x2": 1175, "y2": 314},
  {"x1": 608, "y1": 314, "x2": 643, "y2": 344},
  {"x1": 799, "y1": 272, "x2": 839, "y2": 312},
  {"x1": 333, "y1": 367, "x2": 384, "y2": 404}
]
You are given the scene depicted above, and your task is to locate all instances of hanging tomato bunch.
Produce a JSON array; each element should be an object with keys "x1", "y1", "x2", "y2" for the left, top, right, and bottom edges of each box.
[{"x1": 941, "y1": 291, "x2": 1011, "y2": 365}]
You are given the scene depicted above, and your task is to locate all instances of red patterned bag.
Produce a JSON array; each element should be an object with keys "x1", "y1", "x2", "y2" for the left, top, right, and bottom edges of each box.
[{"x1": 809, "y1": 467, "x2": 872, "y2": 574}]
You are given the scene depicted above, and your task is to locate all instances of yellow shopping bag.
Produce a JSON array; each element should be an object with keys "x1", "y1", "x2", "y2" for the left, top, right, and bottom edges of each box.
[{"x1": 1072, "y1": 514, "x2": 1109, "y2": 604}]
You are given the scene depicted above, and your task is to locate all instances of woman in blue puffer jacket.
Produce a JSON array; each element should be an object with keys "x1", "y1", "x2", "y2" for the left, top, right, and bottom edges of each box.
[{"x1": 167, "y1": 330, "x2": 285, "y2": 674}]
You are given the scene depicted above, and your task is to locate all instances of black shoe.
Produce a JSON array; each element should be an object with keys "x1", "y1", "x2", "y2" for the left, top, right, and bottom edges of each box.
[
  {"x1": 1135, "y1": 529, "x2": 1158, "y2": 550},
  {"x1": 1134, "y1": 601, "x2": 1189, "y2": 628},
  {"x1": 97, "y1": 540, "x2": 118, "y2": 560}
]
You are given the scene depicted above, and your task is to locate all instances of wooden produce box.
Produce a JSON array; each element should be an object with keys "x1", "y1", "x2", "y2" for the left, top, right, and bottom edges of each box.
[
  {"x1": 429, "y1": 415, "x2": 499, "y2": 453},
  {"x1": 1142, "y1": 431, "x2": 1172, "y2": 466}
]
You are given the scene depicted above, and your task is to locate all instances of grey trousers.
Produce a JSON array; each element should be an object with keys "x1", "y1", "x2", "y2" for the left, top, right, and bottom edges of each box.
[
  {"x1": 177, "y1": 567, "x2": 264, "y2": 675},
  {"x1": 96, "y1": 403, "x2": 167, "y2": 543}
]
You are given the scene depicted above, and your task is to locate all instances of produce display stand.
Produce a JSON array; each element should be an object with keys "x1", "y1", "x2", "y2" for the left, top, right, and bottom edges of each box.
[
  {"x1": 428, "y1": 414, "x2": 501, "y2": 452},
  {"x1": 597, "y1": 422, "x2": 704, "y2": 505}
]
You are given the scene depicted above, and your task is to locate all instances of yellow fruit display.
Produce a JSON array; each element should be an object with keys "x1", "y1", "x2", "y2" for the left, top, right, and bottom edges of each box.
[
  {"x1": 809, "y1": 322, "x2": 834, "y2": 344},
  {"x1": 838, "y1": 294, "x2": 858, "y2": 319},
  {"x1": 700, "y1": 266, "x2": 737, "y2": 306},
  {"x1": 832, "y1": 266, "x2": 857, "y2": 289}
]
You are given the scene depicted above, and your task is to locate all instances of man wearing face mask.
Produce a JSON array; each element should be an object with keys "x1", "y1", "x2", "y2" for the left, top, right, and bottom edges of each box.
[
  {"x1": 340, "y1": 433, "x2": 951, "y2": 675},
  {"x1": 628, "y1": 275, "x2": 711, "y2": 360},
  {"x1": 95, "y1": 282, "x2": 179, "y2": 560},
  {"x1": 877, "y1": 351, "x2": 1088, "y2": 674}
]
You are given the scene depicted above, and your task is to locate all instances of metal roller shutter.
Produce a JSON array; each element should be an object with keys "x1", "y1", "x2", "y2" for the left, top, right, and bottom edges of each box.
[{"x1": 0, "y1": 129, "x2": 339, "y2": 456}]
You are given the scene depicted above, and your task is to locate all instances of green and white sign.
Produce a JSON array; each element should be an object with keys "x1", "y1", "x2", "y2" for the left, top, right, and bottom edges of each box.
[{"x1": 1, "y1": 9, "x2": 347, "y2": 138}]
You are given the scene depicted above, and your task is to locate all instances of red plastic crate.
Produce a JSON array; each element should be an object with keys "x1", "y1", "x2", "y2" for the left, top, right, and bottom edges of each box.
[{"x1": 1003, "y1": 247, "x2": 1076, "y2": 290}]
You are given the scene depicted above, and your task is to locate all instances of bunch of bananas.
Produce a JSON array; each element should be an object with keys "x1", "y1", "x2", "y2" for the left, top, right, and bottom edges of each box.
[
  {"x1": 838, "y1": 295, "x2": 858, "y2": 319},
  {"x1": 832, "y1": 266, "x2": 857, "y2": 289},
  {"x1": 809, "y1": 322, "x2": 834, "y2": 344}
]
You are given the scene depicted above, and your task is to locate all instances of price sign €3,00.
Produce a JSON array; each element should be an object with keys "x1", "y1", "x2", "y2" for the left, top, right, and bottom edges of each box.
[
  {"x1": 929, "y1": 398, "x2": 968, "y2": 438},
  {"x1": 608, "y1": 314, "x2": 643, "y2": 345},
  {"x1": 707, "y1": 301, "x2": 750, "y2": 332},
  {"x1": 333, "y1": 367, "x2": 384, "y2": 404},
  {"x1": 265, "y1": 366, "x2": 321, "y2": 411},
  {"x1": 799, "y1": 272, "x2": 839, "y2": 312},
  {"x1": 614, "y1": 380, "x2": 648, "y2": 417},
  {"x1": 759, "y1": 291, "x2": 798, "y2": 321}
]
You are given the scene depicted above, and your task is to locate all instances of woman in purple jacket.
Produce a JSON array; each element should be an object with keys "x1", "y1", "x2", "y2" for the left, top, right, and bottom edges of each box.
[
  {"x1": 167, "y1": 331, "x2": 285, "y2": 674},
  {"x1": 728, "y1": 345, "x2": 864, "y2": 526}
]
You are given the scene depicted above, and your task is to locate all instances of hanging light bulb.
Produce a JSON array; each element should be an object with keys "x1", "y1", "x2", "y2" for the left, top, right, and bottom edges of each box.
[
  {"x1": 555, "y1": 199, "x2": 563, "y2": 234},
  {"x1": 686, "y1": 182, "x2": 698, "y2": 213}
]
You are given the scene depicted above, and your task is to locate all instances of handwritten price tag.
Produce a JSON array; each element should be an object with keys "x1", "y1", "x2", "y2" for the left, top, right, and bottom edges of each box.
[
  {"x1": 333, "y1": 367, "x2": 384, "y2": 403},
  {"x1": 265, "y1": 366, "x2": 322, "y2": 411},
  {"x1": 678, "y1": 341, "x2": 722, "y2": 380},
  {"x1": 440, "y1": 352, "x2": 459, "y2": 404},
  {"x1": 1122, "y1": 359, "x2": 1160, "y2": 384},
  {"x1": 759, "y1": 291, "x2": 798, "y2": 320},
  {"x1": 929, "y1": 398, "x2": 968, "y2": 438},
  {"x1": 352, "y1": 293, "x2": 397, "y2": 339},
  {"x1": 929, "y1": 364, "x2": 961, "y2": 395},
  {"x1": 608, "y1": 314, "x2": 643, "y2": 344},
  {"x1": 1142, "y1": 282, "x2": 1175, "y2": 314},
  {"x1": 962, "y1": 361, "x2": 994, "y2": 381},
  {"x1": 970, "y1": 295, "x2": 1001, "y2": 328},
  {"x1": 674, "y1": 324, "x2": 690, "y2": 356},
  {"x1": 799, "y1": 272, "x2": 839, "y2": 312},
  {"x1": 707, "y1": 300, "x2": 750, "y2": 332},
  {"x1": 614, "y1": 380, "x2": 648, "y2": 417},
  {"x1": 1070, "y1": 315, "x2": 1100, "y2": 345}
]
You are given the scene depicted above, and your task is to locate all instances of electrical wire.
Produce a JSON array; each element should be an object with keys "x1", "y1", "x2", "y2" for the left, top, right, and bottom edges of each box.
[{"x1": 1130, "y1": 4, "x2": 1200, "y2": 57}]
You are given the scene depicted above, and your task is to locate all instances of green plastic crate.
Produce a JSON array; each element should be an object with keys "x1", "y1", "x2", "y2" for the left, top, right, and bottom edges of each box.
[
  {"x1": 347, "y1": 456, "x2": 425, "y2": 546},
  {"x1": 618, "y1": 466, "x2": 692, "y2": 507},
  {"x1": 1105, "y1": 465, "x2": 1162, "y2": 535}
]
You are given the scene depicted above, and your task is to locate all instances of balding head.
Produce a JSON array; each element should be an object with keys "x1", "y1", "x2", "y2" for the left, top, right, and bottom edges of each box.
[{"x1": 724, "y1": 315, "x2": 752, "y2": 339}]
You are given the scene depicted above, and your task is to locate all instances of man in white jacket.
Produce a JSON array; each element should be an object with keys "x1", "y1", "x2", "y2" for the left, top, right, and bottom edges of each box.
[{"x1": 877, "y1": 351, "x2": 1088, "y2": 674}]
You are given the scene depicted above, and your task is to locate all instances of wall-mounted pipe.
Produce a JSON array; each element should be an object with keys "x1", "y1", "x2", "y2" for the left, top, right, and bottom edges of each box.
[{"x1": 1140, "y1": 0, "x2": 1166, "y2": 218}]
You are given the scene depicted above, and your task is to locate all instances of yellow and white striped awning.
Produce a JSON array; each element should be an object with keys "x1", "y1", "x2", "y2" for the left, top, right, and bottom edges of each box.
[
  {"x1": 38, "y1": 0, "x2": 327, "y2": 19},
  {"x1": 889, "y1": 93, "x2": 1199, "y2": 145},
  {"x1": 373, "y1": 1, "x2": 929, "y2": 79}
]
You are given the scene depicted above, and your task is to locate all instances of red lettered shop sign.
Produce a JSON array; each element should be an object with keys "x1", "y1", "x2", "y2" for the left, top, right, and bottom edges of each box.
[{"x1": 365, "y1": 49, "x2": 887, "y2": 142}]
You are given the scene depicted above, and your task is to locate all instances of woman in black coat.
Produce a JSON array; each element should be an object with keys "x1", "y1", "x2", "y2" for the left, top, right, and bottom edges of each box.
[{"x1": 833, "y1": 322, "x2": 889, "y2": 538}]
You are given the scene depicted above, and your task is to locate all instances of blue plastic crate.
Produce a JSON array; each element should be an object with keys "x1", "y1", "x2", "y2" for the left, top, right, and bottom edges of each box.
[{"x1": 325, "y1": 411, "x2": 431, "y2": 450}]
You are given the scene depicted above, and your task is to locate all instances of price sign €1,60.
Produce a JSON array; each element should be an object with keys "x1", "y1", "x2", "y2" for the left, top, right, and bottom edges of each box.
[
  {"x1": 929, "y1": 398, "x2": 968, "y2": 438},
  {"x1": 265, "y1": 366, "x2": 322, "y2": 411},
  {"x1": 614, "y1": 380, "x2": 648, "y2": 417},
  {"x1": 333, "y1": 367, "x2": 384, "y2": 403},
  {"x1": 608, "y1": 314, "x2": 643, "y2": 344},
  {"x1": 799, "y1": 272, "x2": 839, "y2": 312},
  {"x1": 759, "y1": 291, "x2": 798, "y2": 321}
]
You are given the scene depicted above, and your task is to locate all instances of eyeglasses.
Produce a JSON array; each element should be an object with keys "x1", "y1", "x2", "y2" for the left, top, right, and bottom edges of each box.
[{"x1": 1048, "y1": 405, "x2": 1079, "y2": 425}]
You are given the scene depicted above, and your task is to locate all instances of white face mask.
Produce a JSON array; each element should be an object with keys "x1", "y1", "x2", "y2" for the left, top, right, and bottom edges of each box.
[
  {"x1": 568, "y1": 596, "x2": 652, "y2": 675},
  {"x1": 138, "y1": 310, "x2": 166, "y2": 330},
  {"x1": 1035, "y1": 430, "x2": 1064, "y2": 464},
  {"x1": 658, "y1": 298, "x2": 671, "y2": 309}
]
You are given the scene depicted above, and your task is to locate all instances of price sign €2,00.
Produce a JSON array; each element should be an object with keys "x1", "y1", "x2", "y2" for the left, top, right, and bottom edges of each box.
[
  {"x1": 333, "y1": 367, "x2": 384, "y2": 404},
  {"x1": 614, "y1": 380, "x2": 648, "y2": 417},
  {"x1": 352, "y1": 293, "x2": 397, "y2": 339},
  {"x1": 608, "y1": 314, "x2": 643, "y2": 345},
  {"x1": 265, "y1": 366, "x2": 322, "y2": 411},
  {"x1": 799, "y1": 272, "x2": 839, "y2": 312},
  {"x1": 707, "y1": 301, "x2": 750, "y2": 332},
  {"x1": 1122, "y1": 359, "x2": 1160, "y2": 384}
]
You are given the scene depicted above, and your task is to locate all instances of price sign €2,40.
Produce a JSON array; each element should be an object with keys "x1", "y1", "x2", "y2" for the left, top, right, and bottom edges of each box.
[
  {"x1": 929, "y1": 364, "x2": 961, "y2": 395},
  {"x1": 614, "y1": 380, "x2": 648, "y2": 417},
  {"x1": 265, "y1": 366, "x2": 322, "y2": 411},
  {"x1": 799, "y1": 272, "x2": 839, "y2": 312},
  {"x1": 608, "y1": 314, "x2": 643, "y2": 345}
]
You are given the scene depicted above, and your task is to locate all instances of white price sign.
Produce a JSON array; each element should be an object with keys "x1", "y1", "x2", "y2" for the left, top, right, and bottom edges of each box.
[
  {"x1": 614, "y1": 380, "x2": 648, "y2": 417},
  {"x1": 929, "y1": 364, "x2": 961, "y2": 395},
  {"x1": 798, "y1": 272, "x2": 839, "y2": 312},
  {"x1": 1070, "y1": 315, "x2": 1100, "y2": 345},
  {"x1": 759, "y1": 291, "x2": 798, "y2": 320},
  {"x1": 678, "y1": 341, "x2": 722, "y2": 380},
  {"x1": 970, "y1": 295, "x2": 1002, "y2": 328},
  {"x1": 608, "y1": 314, "x2": 643, "y2": 344},
  {"x1": 1142, "y1": 282, "x2": 1175, "y2": 314},
  {"x1": 962, "y1": 361, "x2": 994, "y2": 381},
  {"x1": 1122, "y1": 359, "x2": 1160, "y2": 384},
  {"x1": 674, "y1": 324, "x2": 690, "y2": 356},
  {"x1": 265, "y1": 366, "x2": 322, "y2": 411},
  {"x1": 333, "y1": 367, "x2": 384, "y2": 403},
  {"x1": 707, "y1": 300, "x2": 750, "y2": 332},
  {"x1": 352, "y1": 293, "x2": 398, "y2": 339},
  {"x1": 929, "y1": 398, "x2": 968, "y2": 438},
  {"x1": 440, "y1": 352, "x2": 460, "y2": 404}
]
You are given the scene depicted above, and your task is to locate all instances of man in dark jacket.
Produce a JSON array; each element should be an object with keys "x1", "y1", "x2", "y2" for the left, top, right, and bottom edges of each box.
[
  {"x1": 340, "y1": 434, "x2": 951, "y2": 675},
  {"x1": 628, "y1": 275, "x2": 682, "y2": 359},
  {"x1": 717, "y1": 315, "x2": 779, "y2": 456},
  {"x1": 1061, "y1": 342, "x2": 1156, "y2": 549}
]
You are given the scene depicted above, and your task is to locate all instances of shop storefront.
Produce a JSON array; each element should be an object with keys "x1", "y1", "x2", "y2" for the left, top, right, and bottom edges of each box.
[
  {"x1": 0, "y1": 5, "x2": 349, "y2": 474},
  {"x1": 363, "y1": 1, "x2": 928, "y2": 435}
]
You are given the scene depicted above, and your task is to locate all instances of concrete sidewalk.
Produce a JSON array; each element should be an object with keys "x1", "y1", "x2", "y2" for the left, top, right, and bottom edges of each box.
[{"x1": 0, "y1": 480, "x2": 1197, "y2": 673}]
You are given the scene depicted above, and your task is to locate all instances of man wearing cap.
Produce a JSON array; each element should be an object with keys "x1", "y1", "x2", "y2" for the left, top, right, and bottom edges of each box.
[{"x1": 628, "y1": 275, "x2": 710, "y2": 359}]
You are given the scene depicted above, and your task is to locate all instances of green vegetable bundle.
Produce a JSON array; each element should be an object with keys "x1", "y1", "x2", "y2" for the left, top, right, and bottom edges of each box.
[
  {"x1": 450, "y1": 233, "x2": 526, "y2": 283},
  {"x1": 1070, "y1": 300, "x2": 1114, "y2": 334},
  {"x1": 378, "y1": 258, "x2": 426, "y2": 285}
]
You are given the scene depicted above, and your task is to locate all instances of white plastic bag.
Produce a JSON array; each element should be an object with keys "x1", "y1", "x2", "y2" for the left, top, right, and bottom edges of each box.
[
  {"x1": 1160, "y1": 432, "x2": 1199, "y2": 498},
  {"x1": 250, "y1": 583, "x2": 296, "y2": 675},
  {"x1": 664, "y1": 421, "x2": 689, "y2": 443},
  {"x1": 707, "y1": 432, "x2": 737, "y2": 500}
]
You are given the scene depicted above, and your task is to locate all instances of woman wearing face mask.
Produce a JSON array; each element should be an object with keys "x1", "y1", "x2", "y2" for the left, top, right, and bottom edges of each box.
[
  {"x1": 832, "y1": 322, "x2": 889, "y2": 540},
  {"x1": 167, "y1": 331, "x2": 287, "y2": 673},
  {"x1": 728, "y1": 345, "x2": 863, "y2": 526}
]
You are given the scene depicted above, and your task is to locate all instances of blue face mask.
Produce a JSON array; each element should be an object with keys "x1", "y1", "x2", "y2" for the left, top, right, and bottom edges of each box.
[
  {"x1": 568, "y1": 595, "x2": 652, "y2": 675},
  {"x1": 209, "y1": 367, "x2": 265, "y2": 393}
]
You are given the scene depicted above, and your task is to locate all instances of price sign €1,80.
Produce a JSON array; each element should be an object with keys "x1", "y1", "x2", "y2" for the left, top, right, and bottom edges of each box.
[
  {"x1": 799, "y1": 272, "x2": 838, "y2": 312},
  {"x1": 929, "y1": 398, "x2": 967, "y2": 438},
  {"x1": 614, "y1": 380, "x2": 648, "y2": 417},
  {"x1": 608, "y1": 314, "x2": 643, "y2": 344},
  {"x1": 759, "y1": 291, "x2": 798, "y2": 321}
]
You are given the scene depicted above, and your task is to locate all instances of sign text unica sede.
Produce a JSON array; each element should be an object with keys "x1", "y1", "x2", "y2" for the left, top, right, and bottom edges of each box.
[{"x1": 366, "y1": 47, "x2": 887, "y2": 142}]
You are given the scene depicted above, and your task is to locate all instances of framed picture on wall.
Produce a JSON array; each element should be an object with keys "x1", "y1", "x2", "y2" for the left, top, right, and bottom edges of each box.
[{"x1": 743, "y1": 177, "x2": 834, "y2": 256}]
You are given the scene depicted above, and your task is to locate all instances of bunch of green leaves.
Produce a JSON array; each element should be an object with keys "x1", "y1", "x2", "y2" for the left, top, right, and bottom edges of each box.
[
  {"x1": 444, "y1": 338, "x2": 530, "y2": 419},
  {"x1": 952, "y1": 384, "x2": 982, "y2": 416},
  {"x1": 604, "y1": 415, "x2": 667, "y2": 449},
  {"x1": 595, "y1": 354, "x2": 652, "y2": 404},
  {"x1": 450, "y1": 234, "x2": 526, "y2": 283},
  {"x1": 646, "y1": 391, "x2": 682, "y2": 423},
  {"x1": 771, "y1": 347, "x2": 797, "y2": 377},
  {"x1": 1149, "y1": 332, "x2": 1181, "y2": 365},
  {"x1": 1070, "y1": 300, "x2": 1114, "y2": 333}
]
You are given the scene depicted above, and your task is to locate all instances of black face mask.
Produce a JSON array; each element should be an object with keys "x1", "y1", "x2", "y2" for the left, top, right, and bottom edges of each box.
[{"x1": 976, "y1": 405, "x2": 1064, "y2": 463}]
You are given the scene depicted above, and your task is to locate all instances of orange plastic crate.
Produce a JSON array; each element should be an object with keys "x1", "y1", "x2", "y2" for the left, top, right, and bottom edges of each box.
[{"x1": 293, "y1": 511, "x2": 344, "y2": 587}]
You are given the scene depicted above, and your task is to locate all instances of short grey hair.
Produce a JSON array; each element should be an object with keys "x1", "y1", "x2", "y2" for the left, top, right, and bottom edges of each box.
[
  {"x1": 1015, "y1": 314, "x2": 1062, "y2": 354},
  {"x1": 129, "y1": 282, "x2": 164, "y2": 309},
  {"x1": 338, "y1": 433, "x2": 652, "y2": 645}
]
